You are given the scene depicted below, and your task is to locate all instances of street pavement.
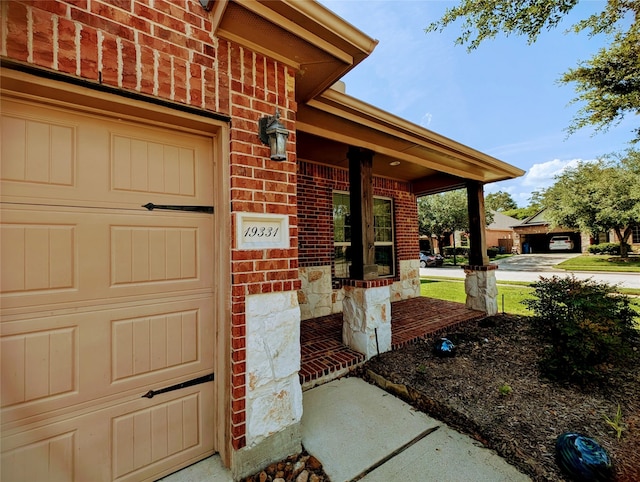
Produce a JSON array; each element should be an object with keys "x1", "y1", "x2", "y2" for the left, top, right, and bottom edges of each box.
[{"x1": 421, "y1": 253, "x2": 640, "y2": 289}]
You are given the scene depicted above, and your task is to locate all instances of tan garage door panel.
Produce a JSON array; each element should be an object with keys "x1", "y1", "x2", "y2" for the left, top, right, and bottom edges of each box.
[
  {"x1": 1, "y1": 99, "x2": 213, "y2": 209},
  {"x1": 1, "y1": 383, "x2": 214, "y2": 482},
  {"x1": 1, "y1": 295, "x2": 214, "y2": 426},
  {"x1": 1, "y1": 96, "x2": 218, "y2": 481},
  {"x1": 1, "y1": 205, "x2": 214, "y2": 312}
]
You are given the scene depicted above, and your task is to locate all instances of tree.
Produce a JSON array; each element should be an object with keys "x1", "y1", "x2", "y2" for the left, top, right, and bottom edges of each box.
[
  {"x1": 503, "y1": 190, "x2": 544, "y2": 219},
  {"x1": 486, "y1": 191, "x2": 518, "y2": 212},
  {"x1": 502, "y1": 206, "x2": 538, "y2": 220},
  {"x1": 562, "y1": 16, "x2": 640, "y2": 141},
  {"x1": 541, "y1": 150, "x2": 640, "y2": 257},
  {"x1": 418, "y1": 190, "x2": 467, "y2": 248},
  {"x1": 426, "y1": 0, "x2": 640, "y2": 143},
  {"x1": 418, "y1": 189, "x2": 494, "y2": 262}
]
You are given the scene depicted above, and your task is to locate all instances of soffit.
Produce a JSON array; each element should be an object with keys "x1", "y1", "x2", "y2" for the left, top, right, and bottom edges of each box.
[
  {"x1": 214, "y1": 0, "x2": 377, "y2": 103},
  {"x1": 297, "y1": 88, "x2": 525, "y2": 196}
]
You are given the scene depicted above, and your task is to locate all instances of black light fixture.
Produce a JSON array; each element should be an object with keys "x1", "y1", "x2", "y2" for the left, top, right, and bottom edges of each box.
[
  {"x1": 199, "y1": 0, "x2": 215, "y2": 11},
  {"x1": 258, "y1": 109, "x2": 289, "y2": 161}
]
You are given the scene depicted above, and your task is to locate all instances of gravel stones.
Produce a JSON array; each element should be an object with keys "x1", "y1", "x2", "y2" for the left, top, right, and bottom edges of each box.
[{"x1": 241, "y1": 452, "x2": 328, "y2": 482}]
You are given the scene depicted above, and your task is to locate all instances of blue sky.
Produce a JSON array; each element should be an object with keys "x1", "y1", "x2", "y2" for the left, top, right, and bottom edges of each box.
[{"x1": 318, "y1": 0, "x2": 635, "y2": 207}]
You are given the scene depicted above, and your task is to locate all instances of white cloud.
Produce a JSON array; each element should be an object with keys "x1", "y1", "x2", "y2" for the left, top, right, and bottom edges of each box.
[
  {"x1": 484, "y1": 183, "x2": 516, "y2": 196},
  {"x1": 521, "y1": 158, "x2": 592, "y2": 188},
  {"x1": 484, "y1": 181, "x2": 532, "y2": 208},
  {"x1": 489, "y1": 157, "x2": 597, "y2": 208},
  {"x1": 420, "y1": 113, "x2": 433, "y2": 128}
]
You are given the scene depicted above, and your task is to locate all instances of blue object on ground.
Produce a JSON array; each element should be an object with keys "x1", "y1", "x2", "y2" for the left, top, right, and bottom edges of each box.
[
  {"x1": 433, "y1": 338, "x2": 456, "y2": 357},
  {"x1": 556, "y1": 432, "x2": 613, "y2": 481}
]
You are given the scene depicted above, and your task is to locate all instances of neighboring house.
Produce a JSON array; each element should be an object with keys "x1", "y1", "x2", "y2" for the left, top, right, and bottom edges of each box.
[
  {"x1": 512, "y1": 210, "x2": 640, "y2": 254},
  {"x1": 485, "y1": 211, "x2": 519, "y2": 253},
  {"x1": 440, "y1": 211, "x2": 519, "y2": 255},
  {"x1": 0, "y1": 1, "x2": 524, "y2": 480},
  {"x1": 511, "y1": 209, "x2": 584, "y2": 253},
  {"x1": 599, "y1": 226, "x2": 640, "y2": 253}
]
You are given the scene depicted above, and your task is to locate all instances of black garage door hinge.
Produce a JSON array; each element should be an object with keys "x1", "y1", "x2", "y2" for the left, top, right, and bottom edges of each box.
[
  {"x1": 142, "y1": 373, "x2": 214, "y2": 399},
  {"x1": 142, "y1": 203, "x2": 214, "y2": 214}
]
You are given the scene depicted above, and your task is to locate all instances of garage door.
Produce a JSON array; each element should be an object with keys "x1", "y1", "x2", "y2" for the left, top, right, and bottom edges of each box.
[{"x1": 1, "y1": 97, "x2": 217, "y2": 481}]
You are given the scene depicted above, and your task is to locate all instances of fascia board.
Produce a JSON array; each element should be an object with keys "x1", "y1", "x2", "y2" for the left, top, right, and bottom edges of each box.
[
  {"x1": 278, "y1": 0, "x2": 379, "y2": 55},
  {"x1": 233, "y1": 0, "x2": 359, "y2": 64},
  {"x1": 317, "y1": 89, "x2": 525, "y2": 179}
]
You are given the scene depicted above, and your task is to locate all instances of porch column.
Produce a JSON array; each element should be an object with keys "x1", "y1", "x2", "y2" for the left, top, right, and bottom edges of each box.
[
  {"x1": 342, "y1": 283, "x2": 391, "y2": 360},
  {"x1": 466, "y1": 180, "x2": 489, "y2": 266},
  {"x1": 464, "y1": 181, "x2": 498, "y2": 315},
  {"x1": 348, "y1": 147, "x2": 377, "y2": 281},
  {"x1": 342, "y1": 148, "x2": 391, "y2": 359}
]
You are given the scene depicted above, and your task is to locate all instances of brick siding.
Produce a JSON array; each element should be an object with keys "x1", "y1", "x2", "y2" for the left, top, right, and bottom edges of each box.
[
  {"x1": 298, "y1": 160, "x2": 419, "y2": 276},
  {"x1": 2, "y1": 0, "x2": 302, "y2": 451}
]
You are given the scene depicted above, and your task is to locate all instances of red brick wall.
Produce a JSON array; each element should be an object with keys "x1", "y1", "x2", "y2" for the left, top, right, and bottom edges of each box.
[
  {"x1": 2, "y1": 0, "x2": 300, "y2": 452},
  {"x1": 2, "y1": 0, "x2": 227, "y2": 110},
  {"x1": 227, "y1": 48, "x2": 299, "y2": 452},
  {"x1": 486, "y1": 229, "x2": 513, "y2": 248},
  {"x1": 298, "y1": 161, "x2": 419, "y2": 275},
  {"x1": 298, "y1": 162, "x2": 349, "y2": 266}
]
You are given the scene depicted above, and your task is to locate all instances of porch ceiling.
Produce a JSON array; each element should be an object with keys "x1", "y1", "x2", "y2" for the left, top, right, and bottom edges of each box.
[
  {"x1": 213, "y1": 0, "x2": 378, "y2": 103},
  {"x1": 297, "y1": 87, "x2": 525, "y2": 196}
]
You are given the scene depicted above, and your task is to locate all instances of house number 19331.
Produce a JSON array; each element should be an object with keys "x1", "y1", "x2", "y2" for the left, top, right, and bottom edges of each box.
[
  {"x1": 243, "y1": 226, "x2": 279, "y2": 238},
  {"x1": 236, "y1": 213, "x2": 289, "y2": 250}
]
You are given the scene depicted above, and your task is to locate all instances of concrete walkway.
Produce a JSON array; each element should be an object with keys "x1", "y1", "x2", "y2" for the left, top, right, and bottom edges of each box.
[
  {"x1": 161, "y1": 376, "x2": 531, "y2": 482},
  {"x1": 158, "y1": 455, "x2": 232, "y2": 482},
  {"x1": 301, "y1": 377, "x2": 531, "y2": 482}
]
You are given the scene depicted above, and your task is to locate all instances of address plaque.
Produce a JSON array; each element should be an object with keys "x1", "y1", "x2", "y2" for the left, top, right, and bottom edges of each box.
[{"x1": 236, "y1": 212, "x2": 289, "y2": 249}]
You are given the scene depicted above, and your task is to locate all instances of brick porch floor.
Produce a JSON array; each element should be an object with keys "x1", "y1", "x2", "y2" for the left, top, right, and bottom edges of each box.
[{"x1": 300, "y1": 297, "x2": 485, "y2": 389}]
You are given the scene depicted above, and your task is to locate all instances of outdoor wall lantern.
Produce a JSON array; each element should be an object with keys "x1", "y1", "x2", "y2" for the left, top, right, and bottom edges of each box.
[{"x1": 259, "y1": 109, "x2": 289, "y2": 161}]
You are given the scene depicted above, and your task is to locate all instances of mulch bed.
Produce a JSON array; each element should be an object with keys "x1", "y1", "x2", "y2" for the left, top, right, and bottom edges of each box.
[
  {"x1": 359, "y1": 314, "x2": 640, "y2": 482},
  {"x1": 244, "y1": 314, "x2": 639, "y2": 482}
]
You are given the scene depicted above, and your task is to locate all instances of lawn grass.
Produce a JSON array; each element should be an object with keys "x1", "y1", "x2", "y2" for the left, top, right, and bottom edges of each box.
[
  {"x1": 423, "y1": 275, "x2": 535, "y2": 287},
  {"x1": 421, "y1": 277, "x2": 640, "y2": 318},
  {"x1": 556, "y1": 254, "x2": 640, "y2": 272},
  {"x1": 441, "y1": 253, "x2": 514, "y2": 267},
  {"x1": 420, "y1": 278, "x2": 535, "y2": 316}
]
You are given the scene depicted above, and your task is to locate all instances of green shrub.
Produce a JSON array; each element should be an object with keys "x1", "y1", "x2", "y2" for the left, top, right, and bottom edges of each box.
[
  {"x1": 487, "y1": 247, "x2": 499, "y2": 259},
  {"x1": 523, "y1": 275, "x2": 638, "y2": 385},
  {"x1": 587, "y1": 242, "x2": 630, "y2": 255}
]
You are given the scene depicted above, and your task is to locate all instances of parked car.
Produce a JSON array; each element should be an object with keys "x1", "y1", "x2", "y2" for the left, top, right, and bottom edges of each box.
[
  {"x1": 549, "y1": 236, "x2": 575, "y2": 251},
  {"x1": 420, "y1": 251, "x2": 444, "y2": 268}
]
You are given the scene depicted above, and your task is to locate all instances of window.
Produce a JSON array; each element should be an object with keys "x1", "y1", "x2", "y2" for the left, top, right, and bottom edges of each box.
[
  {"x1": 333, "y1": 192, "x2": 395, "y2": 277},
  {"x1": 632, "y1": 225, "x2": 640, "y2": 244}
]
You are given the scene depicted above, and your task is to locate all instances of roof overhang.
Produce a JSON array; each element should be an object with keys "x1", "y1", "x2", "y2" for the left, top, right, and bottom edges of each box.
[
  {"x1": 212, "y1": 0, "x2": 378, "y2": 103},
  {"x1": 211, "y1": 1, "x2": 525, "y2": 196},
  {"x1": 297, "y1": 86, "x2": 525, "y2": 196}
]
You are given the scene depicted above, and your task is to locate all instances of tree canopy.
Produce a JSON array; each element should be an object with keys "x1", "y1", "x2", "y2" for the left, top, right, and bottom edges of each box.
[
  {"x1": 502, "y1": 206, "x2": 540, "y2": 220},
  {"x1": 541, "y1": 150, "x2": 640, "y2": 256},
  {"x1": 486, "y1": 190, "x2": 518, "y2": 212},
  {"x1": 426, "y1": 0, "x2": 640, "y2": 143},
  {"x1": 503, "y1": 191, "x2": 545, "y2": 219},
  {"x1": 418, "y1": 189, "x2": 494, "y2": 246},
  {"x1": 418, "y1": 189, "x2": 467, "y2": 242}
]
